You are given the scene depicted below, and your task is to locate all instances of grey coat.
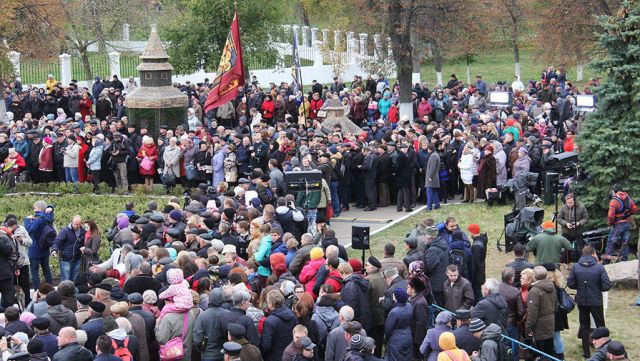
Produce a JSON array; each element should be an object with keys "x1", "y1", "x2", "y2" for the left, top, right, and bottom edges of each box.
[
  {"x1": 425, "y1": 151, "x2": 440, "y2": 188},
  {"x1": 162, "y1": 145, "x2": 181, "y2": 176}
]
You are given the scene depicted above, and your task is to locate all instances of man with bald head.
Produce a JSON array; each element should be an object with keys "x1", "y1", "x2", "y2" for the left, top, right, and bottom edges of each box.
[
  {"x1": 52, "y1": 215, "x2": 86, "y2": 281},
  {"x1": 52, "y1": 327, "x2": 93, "y2": 361}
]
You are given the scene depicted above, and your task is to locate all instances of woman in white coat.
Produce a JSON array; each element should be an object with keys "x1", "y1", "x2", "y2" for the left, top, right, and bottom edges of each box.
[
  {"x1": 162, "y1": 137, "x2": 182, "y2": 191},
  {"x1": 458, "y1": 142, "x2": 477, "y2": 203}
]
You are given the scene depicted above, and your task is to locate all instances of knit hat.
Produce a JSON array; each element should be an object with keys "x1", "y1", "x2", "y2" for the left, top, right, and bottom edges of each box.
[
  {"x1": 469, "y1": 318, "x2": 487, "y2": 333},
  {"x1": 19, "y1": 312, "x2": 36, "y2": 326},
  {"x1": 348, "y1": 259, "x2": 363, "y2": 273},
  {"x1": 310, "y1": 247, "x2": 324, "y2": 260},
  {"x1": 350, "y1": 333, "x2": 365, "y2": 351},
  {"x1": 169, "y1": 210, "x2": 182, "y2": 222},
  {"x1": 393, "y1": 288, "x2": 409, "y2": 304},
  {"x1": 542, "y1": 220, "x2": 555, "y2": 230},
  {"x1": 468, "y1": 224, "x2": 481, "y2": 234},
  {"x1": 13, "y1": 332, "x2": 29, "y2": 345},
  {"x1": 45, "y1": 291, "x2": 62, "y2": 306},
  {"x1": 143, "y1": 290, "x2": 157, "y2": 305}
]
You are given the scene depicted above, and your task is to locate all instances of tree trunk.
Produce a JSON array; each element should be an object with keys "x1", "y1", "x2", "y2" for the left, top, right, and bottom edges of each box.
[
  {"x1": 433, "y1": 43, "x2": 443, "y2": 86},
  {"x1": 297, "y1": 0, "x2": 310, "y2": 26},
  {"x1": 466, "y1": 54, "x2": 471, "y2": 86},
  {"x1": 513, "y1": 43, "x2": 520, "y2": 79},
  {"x1": 80, "y1": 48, "x2": 93, "y2": 82},
  {"x1": 411, "y1": 30, "x2": 421, "y2": 85},
  {"x1": 387, "y1": 0, "x2": 414, "y2": 120},
  {"x1": 577, "y1": 62, "x2": 584, "y2": 82}
]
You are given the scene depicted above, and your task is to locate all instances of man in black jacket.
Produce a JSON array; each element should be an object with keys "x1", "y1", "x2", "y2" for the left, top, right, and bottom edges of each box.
[
  {"x1": 108, "y1": 132, "x2": 130, "y2": 194},
  {"x1": 359, "y1": 146, "x2": 378, "y2": 211},
  {"x1": 395, "y1": 144, "x2": 412, "y2": 212},
  {"x1": 219, "y1": 290, "x2": 260, "y2": 347},
  {"x1": 0, "y1": 218, "x2": 19, "y2": 307},
  {"x1": 568, "y1": 245, "x2": 612, "y2": 358},
  {"x1": 339, "y1": 263, "x2": 372, "y2": 332},
  {"x1": 423, "y1": 232, "x2": 449, "y2": 307}
]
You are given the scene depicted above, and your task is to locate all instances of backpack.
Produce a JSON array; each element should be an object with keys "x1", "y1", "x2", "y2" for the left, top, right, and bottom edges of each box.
[
  {"x1": 489, "y1": 336, "x2": 511, "y2": 361},
  {"x1": 449, "y1": 248, "x2": 467, "y2": 277},
  {"x1": 38, "y1": 222, "x2": 57, "y2": 249},
  {"x1": 113, "y1": 337, "x2": 133, "y2": 361}
]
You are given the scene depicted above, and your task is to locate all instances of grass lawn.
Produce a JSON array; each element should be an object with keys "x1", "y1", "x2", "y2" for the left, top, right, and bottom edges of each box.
[
  {"x1": 349, "y1": 202, "x2": 639, "y2": 360},
  {"x1": 419, "y1": 47, "x2": 600, "y2": 87}
]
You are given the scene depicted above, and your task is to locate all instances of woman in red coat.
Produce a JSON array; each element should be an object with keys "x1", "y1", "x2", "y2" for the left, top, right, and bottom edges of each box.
[
  {"x1": 261, "y1": 95, "x2": 275, "y2": 124},
  {"x1": 77, "y1": 136, "x2": 90, "y2": 183},
  {"x1": 79, "y1": 92, "x2": 93, "y2": 120},
  {"x1": 309, "y1": 92, "x2": 323, "y2": 120},
  {"x1": 137, "y1": 135, "x2": 158, "y2": 191},
  {"x1": 38, "y1": 136, "x2": 55, "y2": 183}
]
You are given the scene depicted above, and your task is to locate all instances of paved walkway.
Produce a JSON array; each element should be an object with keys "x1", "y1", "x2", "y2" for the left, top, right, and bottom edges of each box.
[{"x1": 330, "y1": 205, "x2": 427, "y2": 247}]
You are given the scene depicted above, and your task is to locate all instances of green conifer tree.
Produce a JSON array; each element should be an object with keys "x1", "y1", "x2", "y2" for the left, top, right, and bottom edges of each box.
[{"x1": 578, "y1": 0, "x2": 640, "y2": 223}]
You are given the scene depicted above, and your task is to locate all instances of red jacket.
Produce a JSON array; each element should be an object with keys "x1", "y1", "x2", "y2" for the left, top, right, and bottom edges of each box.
[
  {"x1": 261, "y1": 100, "x2": 275, "y2": 120},
  {"x1": 324, "y1": 269, "x2": 343, "y2": 293},
  {"x1": 137, "y1": 144, "x2": 158, "y2": 176},
  {"x1": 309, "y1": 99, "x2": 324, "y2": 119},
  {"x1": 299, "y1": 259, "x2": 325, "y2": 297},
  {"x1": 388, "y1": 105, "x2": 399, "y2": 124},
  {"x1": 38, "y1": 145, "x2": 54, "y2": 172},
  {"x1": 2, "y1": 153, "x2": 25, "y2": 173}
]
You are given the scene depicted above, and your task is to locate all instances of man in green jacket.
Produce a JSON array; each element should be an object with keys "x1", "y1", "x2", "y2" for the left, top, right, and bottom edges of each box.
[{"x1": 526, "y1": 221, "x2": 572, "y2": 266}]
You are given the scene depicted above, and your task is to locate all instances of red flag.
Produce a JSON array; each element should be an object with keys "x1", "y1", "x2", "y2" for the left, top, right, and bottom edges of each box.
[{"x1": 203, "y1": 12, "x2": 245, "y2": 113}]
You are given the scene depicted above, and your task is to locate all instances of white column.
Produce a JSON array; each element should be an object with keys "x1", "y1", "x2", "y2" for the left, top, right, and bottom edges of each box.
[
  {"x1": 58, "y1": 53, "x2": 72, "y2": 86},
  {"x1": 359, "y1": 33, "x2": 368, "y2": 56},
  {"x1": 122, "y1": 23, "x2": 130, "y2": 42},
  {"x1": 412, "y1": 73, "x2": 421, "y2": 85},
  {"x1": 387, "y1": 37, "x2": 393, "y2": 57},
  {"x1": 346, "y1": 31, "x2": 355, "y2": 63},
  {"x1": 292, "y1": 25, "x2": 300, "y2": 43},
  {"x1": 373, "y1": 34, "x2": 382, "y2": 60},
  {"x1": 108, "y1": 51, "x2": 121, "y2": 79},
  {"x1": 313, "y1": 42, "x2": 324, "y2": 67},
  {"x1": 322, "y1": 29, "x2": 329, "y2": 45},
  {"x1": 311, "y1": 28, "x2": 319, "y2": 44},
  {"x1": 334, "y1": 30, "x2": 342, "y2": 50},
  {"x1": 8, "y1": 51, "x2": 20, "y2": 81},
  {"x1": 301, "y1": 26, "x2": 310, "y2": 47}
]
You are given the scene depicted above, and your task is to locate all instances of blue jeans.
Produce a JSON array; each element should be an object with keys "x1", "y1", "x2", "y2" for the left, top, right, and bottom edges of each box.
[
  {"x1": 426, "y1": 187, "x2": 440, "y2": 210},
  {"x1": 506, "y1": 324, "x2": 520, "y2": 361},
  {"x1": 607, "y1": 221, "x2": 631, "y2": 260},
  {"x1": 29, "y1": 257, "x2": 53, "y2": 289},
  {"x1": 553, "y1": 331, "x2": 564, "y2": 353},
  {"x1": 306, "y1": 209, "x2": 317, "y2": 234},
  {"x1": 330, "y1": 181, "x2": 340, "y2": 215},
  {"x1": 59, "y1": 259, "x2": 81, "y2": 282},
  {"x1": 65, "y1": 167, "x2": 79, "y2": 183}
]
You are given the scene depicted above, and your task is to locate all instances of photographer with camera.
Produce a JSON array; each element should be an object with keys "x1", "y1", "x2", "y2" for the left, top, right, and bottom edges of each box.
[{"x1": 107, "y1": 132, "x2": 130, "y2": 194}]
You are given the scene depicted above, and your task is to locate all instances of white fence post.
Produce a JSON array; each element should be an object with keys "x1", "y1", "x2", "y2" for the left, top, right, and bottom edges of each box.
[
  {"x1": 359, "y1": 33, "x2": 368, "y2": 56},
  {"x1": 373, "y1": 34, "x2": 382, "y2": 60},
  {"x1": 58, "y1": 53, "x2": 72, "y2": 86},
  {"x1": 8, "y1": 51, "x2": 21, "y2": 81},
  {"x1": 311, "y1": 28, "x2": 318, "y2": 44},
  {"x1": 123, "y1": 23, "x2": 130, "y2": 42},
  {"x1": 387, "y1": 37, "x2": 393, "y2": 57},
  {"x1": 301, "y1": 26, "x2": 310, "y2": 47},
  {"x1": 322, "y1": 29, "x2": 329, "y2": 46},
  {"x1": 109, "y1": 51, "x2": 121, "y2": 79},
  {"x1": 334, "y1": 30, "x2": 342, "y2": 50},
  {"x1": 292, "y1": 25, "x2": 300, "y2": 43}
]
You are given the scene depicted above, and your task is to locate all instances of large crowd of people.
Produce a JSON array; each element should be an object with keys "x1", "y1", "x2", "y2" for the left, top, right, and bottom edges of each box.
[{"x1": 0, "y1": 69, "x2": 633, "y2": 361}]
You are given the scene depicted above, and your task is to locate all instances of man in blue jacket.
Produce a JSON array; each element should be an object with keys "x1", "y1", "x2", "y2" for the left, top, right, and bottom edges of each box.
[
  {"x1": 24, "y1": 200, "x2": 55, "y2": 289},
  {"x1": 52, "y1": 215, "x2": 86, "y2": 282},
  {"x1": 567, "y1": 245, "x2": 612, "y2": 359}
]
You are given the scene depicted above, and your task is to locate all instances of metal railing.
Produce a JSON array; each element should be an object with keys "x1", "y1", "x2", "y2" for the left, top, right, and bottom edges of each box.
[
  {"x1": 428, "y1": 304, "x2": 562, "y2": 361},
  {"x1": 19, "y1": 57, "x2": 60, "y2": 85}
]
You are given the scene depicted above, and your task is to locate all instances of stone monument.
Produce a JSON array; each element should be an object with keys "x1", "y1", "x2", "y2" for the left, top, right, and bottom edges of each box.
[
  {"x1": 319, "y1": 96, "x2": 362, "y2": 134},
  {"x1": 125, "y1": 25, "x2": 188, "y2": 137}
]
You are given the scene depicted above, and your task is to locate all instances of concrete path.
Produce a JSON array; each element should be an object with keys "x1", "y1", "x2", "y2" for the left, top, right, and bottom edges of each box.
[{"x1": 330, "y1": 205, "x2": 427, "y2": 247}]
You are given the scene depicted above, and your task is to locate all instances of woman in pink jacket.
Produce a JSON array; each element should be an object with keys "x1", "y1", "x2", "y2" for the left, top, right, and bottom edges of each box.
[{"x1": 298, "y1": 247, "x2": 325, "y2": 298}]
